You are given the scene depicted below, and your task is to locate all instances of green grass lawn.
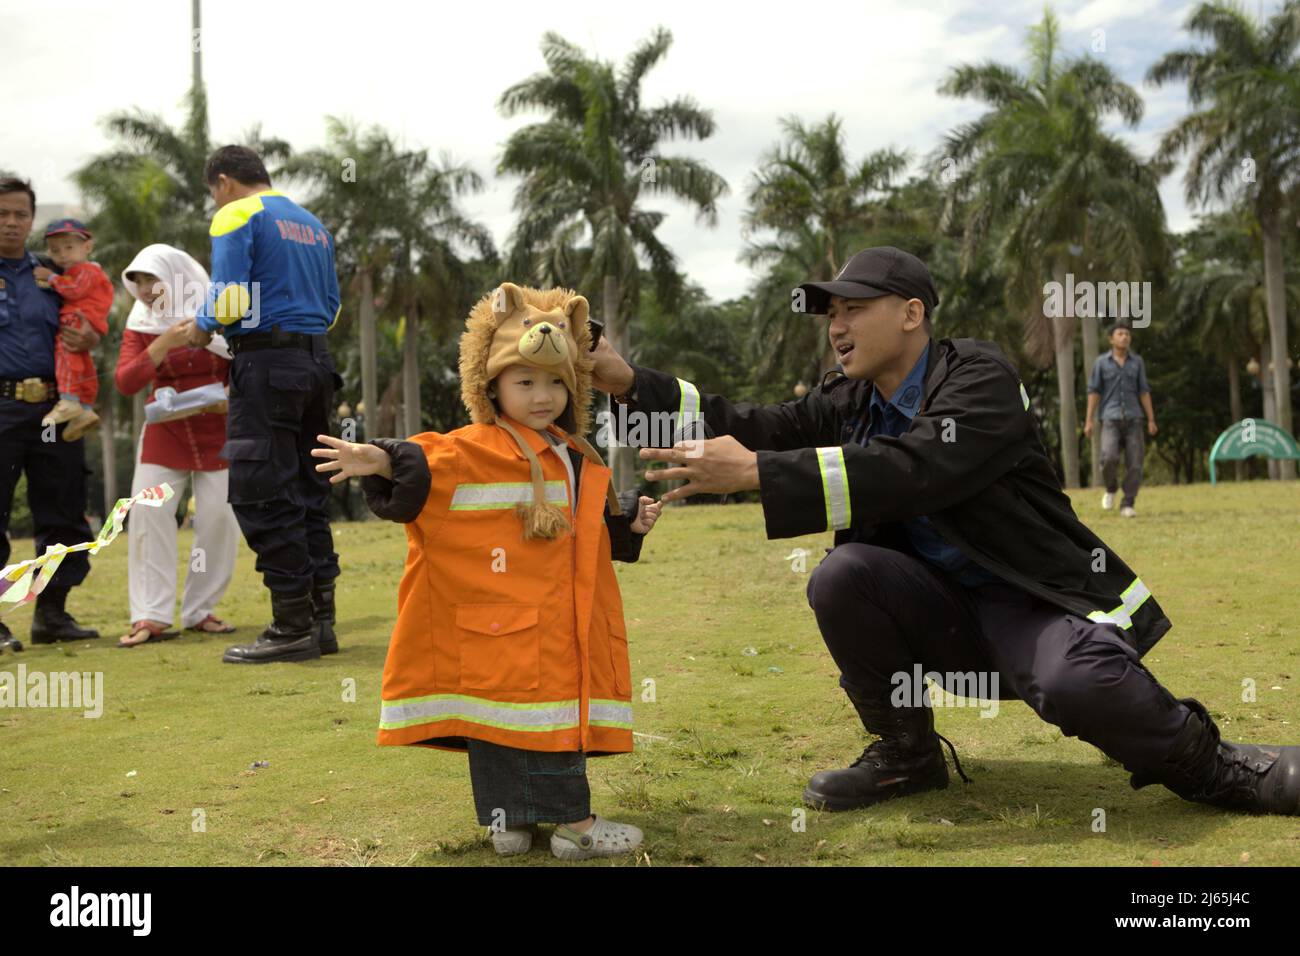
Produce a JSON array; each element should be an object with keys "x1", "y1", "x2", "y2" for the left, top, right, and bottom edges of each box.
[{"x1": 1, "y1": 481, "x2": 1298, "y2": 866}]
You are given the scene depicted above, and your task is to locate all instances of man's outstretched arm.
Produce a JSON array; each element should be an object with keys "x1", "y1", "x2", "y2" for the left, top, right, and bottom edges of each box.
[{"x1": 590, "y1": 336, "x2": 839, "y2": 452}]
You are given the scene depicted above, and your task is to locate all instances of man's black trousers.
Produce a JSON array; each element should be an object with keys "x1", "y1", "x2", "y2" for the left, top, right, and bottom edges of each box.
[
  {"x1": 806, "y1": 543, "x2": 1191, "y2": 774},
  {"x1": 221, "y1": 339, "x2": 341, "y2": 595},
  {"x1": 0, "y1": 398, "x2": 92, "y2": 589}
]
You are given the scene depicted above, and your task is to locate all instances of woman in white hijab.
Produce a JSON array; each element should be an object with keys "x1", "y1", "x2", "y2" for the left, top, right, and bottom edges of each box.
[{"x1": 115, "y1": 244, "x2": 240, "y2": 647}]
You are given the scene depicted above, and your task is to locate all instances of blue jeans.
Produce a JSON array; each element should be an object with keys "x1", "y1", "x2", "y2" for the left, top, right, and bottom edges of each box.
[{"x1": 465, "y1": 739, "x2": 591, "y2": 827}]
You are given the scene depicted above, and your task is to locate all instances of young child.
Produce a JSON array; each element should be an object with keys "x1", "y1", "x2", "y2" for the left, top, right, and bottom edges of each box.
[
  {"x1": 313, "y1": 283, "x2": 662, "y2": 860},
  {"x1": 32, "y1": 219, "x2": 113, "y2": 441}
]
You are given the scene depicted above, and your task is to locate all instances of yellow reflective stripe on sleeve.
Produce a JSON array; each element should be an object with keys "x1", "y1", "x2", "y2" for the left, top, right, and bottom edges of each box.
[
  {"x1": 212, "y1": 283, "x2": 252, "y2": 326},
  {"x1": 677, "y1": 378, "x2": 701, "y2": 422},
  {"x1": 1087, "y1": 577, "x2": 1152, "y2": 630},
  {"x1": 450, "y1": 481, "x2": 568, "y2": 510},
  {"x1": 328, "y1": 304, "x2": 341, "y2": 330},
  {"x1": 1020, "y1": 382, "x2": 1030, "y2": 410},
  {"x1": 815, "y1": 447, "x2": 851, "y2": 531}
]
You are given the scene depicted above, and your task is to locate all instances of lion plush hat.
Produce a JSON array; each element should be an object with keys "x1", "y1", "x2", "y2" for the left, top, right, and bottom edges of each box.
[{"x1": 459, "y1": 281, "x2": 618, "y2": 539}]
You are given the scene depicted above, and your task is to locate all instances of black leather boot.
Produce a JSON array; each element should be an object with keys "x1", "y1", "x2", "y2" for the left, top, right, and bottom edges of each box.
[
  {"x1": 221, "y1": 590, "x2": 320, "y2": 664},
  {"x1": 311, "y1": 581, "x2": 338, "y2": 655},
  {"x1": 0, "y1": 619, "x2": 22, "y2": 653},
  {"x1": 803, "y1": 686, "x2": 970, "y2": 811},
  {"x1": 1130, "y1": 698, "x2": 1300, "y2": 815},
  {"x1": 30, "y1": 587, "x2": 99, "y2": 644}
]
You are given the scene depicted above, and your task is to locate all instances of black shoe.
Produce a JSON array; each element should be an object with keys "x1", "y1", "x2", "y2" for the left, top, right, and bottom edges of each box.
[
  {"x1": 802, "y1": 687, "x2": 970, "y2": 811},
  {"x1": 222, "y1": 590, "x2": 321, "y2": 664},
  {"x1": 29, "y1": 587, "x2": 100, "y2": 644},
  {"x1": 0, "y1": 619, "x2": 21, "y2": 653},
  {"x1": 1131, "y1": 698, "x2": 1300, "y2": 815},
  {"x1": 311, "y1": 580, "x2": 338, "y2": 655}
]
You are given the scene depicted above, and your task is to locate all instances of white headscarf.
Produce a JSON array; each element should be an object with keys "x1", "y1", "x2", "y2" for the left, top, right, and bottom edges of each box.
[{"x1": 122, "y1": 244, "x2": 231, "y2": 360}]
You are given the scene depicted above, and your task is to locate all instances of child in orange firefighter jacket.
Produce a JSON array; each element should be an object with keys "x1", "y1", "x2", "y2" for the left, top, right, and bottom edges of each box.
[{"x1": 313, "y1": 283, "x2": 662, "y2": 860}]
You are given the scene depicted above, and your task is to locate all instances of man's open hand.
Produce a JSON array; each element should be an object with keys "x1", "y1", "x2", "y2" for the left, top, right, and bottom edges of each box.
[{"x1": 640, "y1": 435, "x2": 760, "y2": 502}]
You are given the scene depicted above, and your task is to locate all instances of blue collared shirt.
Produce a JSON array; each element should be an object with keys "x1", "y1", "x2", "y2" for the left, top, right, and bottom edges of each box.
[
  {"x1": 0, "y1": 253, "x2": 60, "y2": 380},
  {"x1": 1088, "y1": 350, "x2": 1149, "y2": 421},
  {"x1": 850, "y1": 347, "x2": 999, "y2": 587}
]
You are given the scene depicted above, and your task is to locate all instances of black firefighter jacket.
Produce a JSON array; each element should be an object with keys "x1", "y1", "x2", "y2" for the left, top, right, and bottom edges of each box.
[{"x1": 616, "y1": 336, "x2": 1171, "y2": 656}]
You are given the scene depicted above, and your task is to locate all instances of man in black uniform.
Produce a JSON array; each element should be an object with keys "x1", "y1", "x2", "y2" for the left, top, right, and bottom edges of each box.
[
  {"x1": 188, "y1": 147, "x2": 343, "y2": 664},
  {"x1": 590, "y1": 246, "x2": 1299, "y2": 816},
  {"x1": 0, "y1": 177, "x2": 100, "y2": 650}
]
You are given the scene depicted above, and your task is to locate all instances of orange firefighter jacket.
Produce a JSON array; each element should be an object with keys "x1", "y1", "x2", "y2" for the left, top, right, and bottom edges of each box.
[{"x1": 362, "y1": 416, "x2": 638, "y2": 756}]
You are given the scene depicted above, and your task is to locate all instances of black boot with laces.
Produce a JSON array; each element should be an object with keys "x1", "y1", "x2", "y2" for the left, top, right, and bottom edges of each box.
[
  {"x1": 1130, "y1": 698, "x2": 1300, "y2": 815},
  {"x1": 803, "y1": 687, "x2": 970, "y2": 811}
]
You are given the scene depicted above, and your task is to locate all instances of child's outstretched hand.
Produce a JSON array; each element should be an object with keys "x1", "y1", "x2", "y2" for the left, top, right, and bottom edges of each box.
[
  {"x1": 630, "y1": 496, "x2": 663, "y2": 534},
  {"x1": 312, "y1": 434, "x2": 393, "y2": 484}
]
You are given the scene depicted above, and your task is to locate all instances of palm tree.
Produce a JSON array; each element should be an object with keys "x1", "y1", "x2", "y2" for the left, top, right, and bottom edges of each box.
[
  {"x1": 1148, "y1": 0, "x2": 1300, "y2": 479},
  {"x1": 741, "y1": 114, "x2": 909, "y2": 382},
  {"x1": 938, "y1": 9, "x2": 1168, "y2": 487},
  {"x1": 389, "y1": 153, "x2": 496, "y2": 436},
  {"x1": 283, "y1": 120, "x2": 493, "y2": 438},
  {"x1": 87, "y1": 87, "x2": 291, "y2": 269},
  {"x1": 1170, "y1": 206, "x2": 1300, "y2": 476},
  {"x1": 498, "y1": 27, "x2": 727, "y2": 485}
]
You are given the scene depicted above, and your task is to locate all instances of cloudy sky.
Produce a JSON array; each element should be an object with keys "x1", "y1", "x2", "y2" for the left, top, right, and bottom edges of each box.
[{"x1": 5, "y1": 0, "x2": 1275, "y2": 300}]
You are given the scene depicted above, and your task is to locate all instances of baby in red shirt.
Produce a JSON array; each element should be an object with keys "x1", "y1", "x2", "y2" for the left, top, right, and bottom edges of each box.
[{"x1": 33, "y1": 218, "x2": 114, "y2": 441}]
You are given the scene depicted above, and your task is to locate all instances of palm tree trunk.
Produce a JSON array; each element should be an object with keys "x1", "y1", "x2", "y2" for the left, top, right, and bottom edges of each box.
[
  {"x1": 1259, "y1": 209, "x2": 1295, "y2": 479},
  {"x1": 1259, "y1": 338, "x2": 1280, "y2": 480},
  {"x1": 1052, "y1": 261, "x2": 1080, "y2": 488},
  {"x1": 359, "y1": 268, "x2": 378, "y2": 436},
  {"x1": 1081, "y1": 313, "x2": 1101, "y2": 487},
  {"x1": 402, "y1": 302, "x2": 420, "y2": 438},
  {"x1": 1228, "y1": 358, "x2": 1244, "y2": 482}
]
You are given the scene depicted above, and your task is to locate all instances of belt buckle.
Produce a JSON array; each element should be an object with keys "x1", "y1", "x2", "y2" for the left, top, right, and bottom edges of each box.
[{"x1": 19, "y1": 377, "x2": 48, "y2": 403}]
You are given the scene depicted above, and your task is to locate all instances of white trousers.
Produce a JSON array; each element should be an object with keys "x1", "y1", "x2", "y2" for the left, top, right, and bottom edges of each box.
[{"x1": 127, "y1": 455, "x2": 239, "y2": 628}]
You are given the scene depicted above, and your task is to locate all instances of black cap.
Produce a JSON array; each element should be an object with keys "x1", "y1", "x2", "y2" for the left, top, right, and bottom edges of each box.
[{"x1": 796, "y1": 246, "x2": 939, "y2": 316}]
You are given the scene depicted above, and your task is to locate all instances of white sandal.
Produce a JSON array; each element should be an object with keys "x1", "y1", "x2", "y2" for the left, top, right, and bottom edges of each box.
[
  {"x1": 550, "y1": 815, "x2": 643, "y2": 860},
  {"x1": 490, "y1": 824, "x2": 536, "y2": 857}
]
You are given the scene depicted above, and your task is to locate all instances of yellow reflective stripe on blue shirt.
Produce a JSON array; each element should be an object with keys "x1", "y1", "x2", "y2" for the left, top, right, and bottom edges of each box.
[
  {"x1": 449, "y1": 481, "x2": 568, "y2": 510},
  {"x1": 328, "y1": 303, "x2": 341, "y2": 331},
  {"x1": 208, "y1": 189, "x2": 283, "y2": 237},
  {"x1": 816, "y1": 447, "x2": 851, "y2": 531},
  {"x1": 1087, "y1": 577, "x2": 1152, "y2": 630},
  {"x1": 380, "y1": 693, "x2": 579, "y2": 732},
  {"x1": 589, "y1": 698, "x2": 633, "y2": 729}
]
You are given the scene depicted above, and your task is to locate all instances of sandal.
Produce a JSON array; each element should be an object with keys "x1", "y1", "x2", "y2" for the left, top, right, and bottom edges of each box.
[
  {"x1": 188, "y1": 614, "x2": 237, "y2": 634},
  {"x1": 117, "y1": 620, "x2": 178, "y2": 648},
  {"x1": 550, "y1": 815, "x2": 643, "y2": 860}
]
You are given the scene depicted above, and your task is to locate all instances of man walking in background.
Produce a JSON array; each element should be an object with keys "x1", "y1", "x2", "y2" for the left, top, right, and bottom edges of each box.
[
  {"x1": 1085, "y1": 319, "x2": 1157, "y2": 518},
  {"x1": 189, "y1": 146, "x2": 343, "y2": 664}
]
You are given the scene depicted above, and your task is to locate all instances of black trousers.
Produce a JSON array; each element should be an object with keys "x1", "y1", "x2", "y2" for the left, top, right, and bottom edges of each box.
[
  {"x1": 221, "y1": 340, "x2": 341, "y2": 594},
  {"x1": 0, "y1": 398, "x2": 92, "y2": 590},
  {"x1": 806, "y1": 543, "x2": 1191, "y2": 775}
]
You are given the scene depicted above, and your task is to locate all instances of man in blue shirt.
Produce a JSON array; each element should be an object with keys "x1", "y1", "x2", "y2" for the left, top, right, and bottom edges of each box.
[
  {"x1": 848, "y1": 344, "x2": 1000, "y2": 588},
  {"x1": 0, "y1": 177, "x2": 100, "y2": 649},
  {"x1": 188, "y1": 147, "x2": 343, "y2": 665},
  {"x1": 1085, "y1": 320, "x2": 1157, "y2": 518}
]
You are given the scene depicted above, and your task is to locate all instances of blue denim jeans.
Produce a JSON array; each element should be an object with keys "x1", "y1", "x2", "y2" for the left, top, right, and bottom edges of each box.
[{"x1": 465, "y1": 739, "x2": 591, "y2": 827}]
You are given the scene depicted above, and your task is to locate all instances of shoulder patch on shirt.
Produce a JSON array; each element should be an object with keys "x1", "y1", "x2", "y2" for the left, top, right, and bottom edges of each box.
[{"x1": 210, "y1": 195, "x2": 267, "y2": 237}]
